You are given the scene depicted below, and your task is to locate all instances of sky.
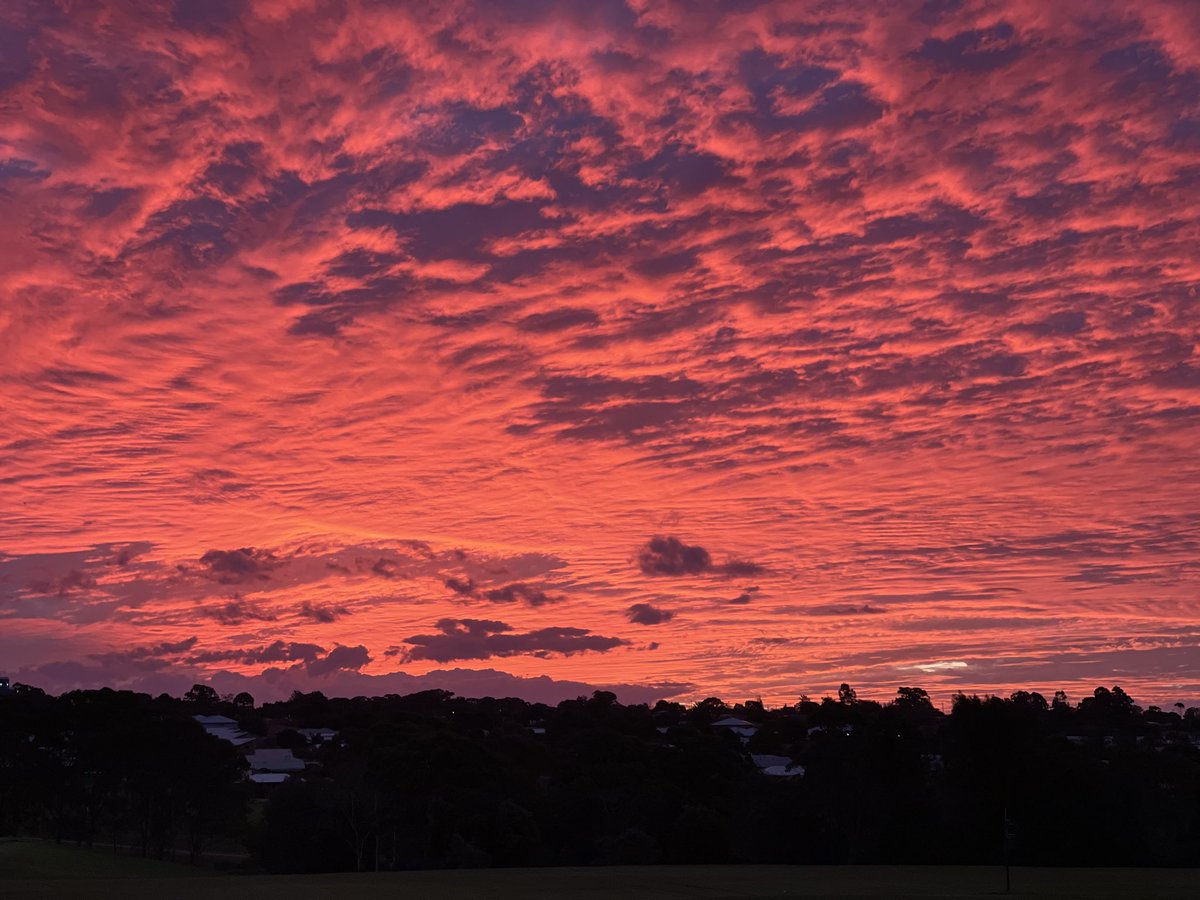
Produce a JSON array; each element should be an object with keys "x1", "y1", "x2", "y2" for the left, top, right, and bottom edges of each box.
[{"x1": 2, "y1": 0, "x2": 1199, "y2": 706}]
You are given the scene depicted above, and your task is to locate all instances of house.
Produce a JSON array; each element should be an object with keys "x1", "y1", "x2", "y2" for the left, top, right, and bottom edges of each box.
[
  {"x1": 750, "y1": 754, "x2": 805, "y2": 778},
  {"x1": 194, "y1": 714, "x2": 238, "y2": 727},
  {"x1": 194, "y1": 714, "x2": 256, "y2": 747},
  {"x1": 295, "y1": 727, "x2": 339, "y2": 744},
  {"x1": 246, "y1": 748, "x2": 305, "y2": 784},
  {"x1": 712, "y1": 716, "x2": 759, "y2": 740},
  {"x1": 249, "y1": 773, "x2": 291, "y2": 785},
  {"x1": 247, "y1": 748, "x2": 305, "y2": 774}
]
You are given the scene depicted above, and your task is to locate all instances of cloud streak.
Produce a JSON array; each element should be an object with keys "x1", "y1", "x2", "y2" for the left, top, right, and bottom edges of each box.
[{"x1": 400, "y1": 618, "x2": 627, "y2": 664}]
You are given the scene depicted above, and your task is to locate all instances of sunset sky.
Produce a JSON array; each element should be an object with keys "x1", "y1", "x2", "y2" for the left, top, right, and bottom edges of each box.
[{"x1": 2, "y1": 0, "x2": 1199, "y2": 706}]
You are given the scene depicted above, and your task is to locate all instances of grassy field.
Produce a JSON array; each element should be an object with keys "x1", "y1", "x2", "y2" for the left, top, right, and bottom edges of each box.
[
  {"x1": 0, "y1": 839, "x2": 202, "y2": 880},
  {"x1": 3, "y1": 841, "x2": 1200, "y2": 899}
]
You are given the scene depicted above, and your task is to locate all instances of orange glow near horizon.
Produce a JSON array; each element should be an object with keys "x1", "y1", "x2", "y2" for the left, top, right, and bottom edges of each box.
[{"x1": 2, "y1": 0, "x2": 1199, "y2": 706}]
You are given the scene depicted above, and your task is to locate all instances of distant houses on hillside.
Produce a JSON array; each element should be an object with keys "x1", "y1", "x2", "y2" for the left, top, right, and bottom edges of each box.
[
  {"x1": 750, "y1": 754, "x2": 805, "y2": 777},
  {"x1": 296, "y1": 727, "x2": 338, "y2": 744},
  {"x1": 192, "y1": 713, "x2": 338, "y2": 785},
  {"x1": 712, "y1": 715, "x2": 759, "y2": 741},
  {"x1": 187, "y1": 694, "x2": 1200, "y2": 794},
  {"x1": 194, "y1": 714, "x2": 256, "y2": 747},
  {"x1": 247, "y1": 748, "x2": 306, "y2": 784},
  {"x1": 189, "y1": 706, "x2": 810, "y2": 789}
]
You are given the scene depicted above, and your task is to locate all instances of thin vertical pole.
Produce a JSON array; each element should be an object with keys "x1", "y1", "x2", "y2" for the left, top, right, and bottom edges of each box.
[{"x1": 1003, "y1": 806, "x2": 1011, "y2": 894}]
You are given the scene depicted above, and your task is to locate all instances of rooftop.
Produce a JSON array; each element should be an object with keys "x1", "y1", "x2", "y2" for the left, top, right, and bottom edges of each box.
[{"x1": 247, "y1": 748, "x2": 305, "y2": 772}]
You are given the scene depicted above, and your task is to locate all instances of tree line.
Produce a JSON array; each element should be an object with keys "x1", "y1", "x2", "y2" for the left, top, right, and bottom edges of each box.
[{"x1": 3, "y1": 681, "x2": 1200, "y2": 870}]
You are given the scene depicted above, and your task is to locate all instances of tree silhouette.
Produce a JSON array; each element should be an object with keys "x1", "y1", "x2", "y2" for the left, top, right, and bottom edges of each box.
[
  {"x1": 6, "y1": 681, "x2": 1200, "y2": 872},
  {"x1": 183, "y1": 684, "x2": 220, "y2": 708}
]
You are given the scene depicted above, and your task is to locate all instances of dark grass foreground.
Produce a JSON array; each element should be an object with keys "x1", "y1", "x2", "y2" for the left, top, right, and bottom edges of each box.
[{"x1": 4, "y1": 844, "x2": 1200, "y2": 900}]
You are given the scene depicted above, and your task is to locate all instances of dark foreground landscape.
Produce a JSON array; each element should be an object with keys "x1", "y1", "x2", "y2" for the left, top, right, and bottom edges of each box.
[
  {"x1": 5, "y1": 681, "x2": 1200, "y2": 877},
  {"x1": 3, "y1": 842, "x2": 1200, "y2": 900}
]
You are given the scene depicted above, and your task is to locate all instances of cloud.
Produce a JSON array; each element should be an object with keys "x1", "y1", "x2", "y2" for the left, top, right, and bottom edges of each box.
[
  {"x1": 401, "y1": 618, "x2": 627, "y2": 663},
  {"x1": 516, "y1": 307, "x2": 601, "y2": 332},
  {"x1": 441, "y1": 576, "x2": 565, "y2": 606},
  {"x1": 637, "y1": 536, "x2": 712, "y2": 576},
  {"x1": 904, "y1": 660, "x2": 970, "y2": 674},
  {"x1": 27, "y1": 569, "x2": 96, "y2": 596},
  {"x1": 14, "y1": 661, "x2": 692, "y2": 707},
  {"x1": 298, "y1": 599, "x2": 351, "y2": 623},
  {"x1": 371, "y1": 558, "x2": 403, "y2": 579},
  {"x1": 803, "y1": 603, "x2": 888, "y2": 617},
  {"x1": 636, "y1": 537, "x2": 763, "y2": 580},
  {"x1": 913, "y1": 22, "x2": 1025, "y2": 73},
  {"x1": 206, "y1": 597, "x2": 277, "y2": 625},
  {"x1": 627, "y1": 602, "x2": 674, "y2": 625},
  {"x1": 98, "y1": 636, "x2": 198, "y2": 663},
  {"x1": 444, "y1": 576, "x2": 476, "y2": 596},
  {"x1": 189, "y1": 640, "x2": 326, "y2": 665},
  {"x1": 304, "y1": 644, "x2": 371, "y2": 676},
  {"x1": 479, "y1": 582, "x2": 565, "y2": 606},
  {"x1": 196, "y1": 548, "x2": 280, "y2": 584},
  {"x1": 718, "y1": 559, "x2": 766, "y2": 577}
]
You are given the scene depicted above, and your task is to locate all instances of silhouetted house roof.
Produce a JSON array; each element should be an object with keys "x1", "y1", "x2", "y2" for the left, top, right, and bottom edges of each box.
[
  {"x1": 751, "y1": 754, "x2": 805, "y2": 777},
  {"x1": 249, "y1": 773, "x2": 292, "y2": 784},
  {"x1": 247, "y1": 749, "x2": 305, "y2": 773},
  {"x1": 712, "y1": 716, "x2": 759, "y2": 739},
  {"x1": 194, "y1": 715, "x2": 238, "y2": 726},
  {"x1": 296, "y1": 727, "x2": 338, "y2": 743},
  {"x1": 194, "y1": 715, "x2": 256, "y2": 747},
  {"x1": 214, "y1": 729, "x2": 256, "y2": 747}
]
